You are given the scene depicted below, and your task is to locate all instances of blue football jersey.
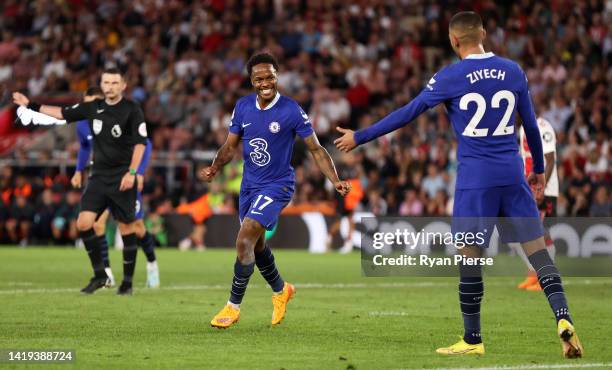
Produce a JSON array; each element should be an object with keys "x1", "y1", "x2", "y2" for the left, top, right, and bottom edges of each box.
[
  {"x1": 75, "y1": 120, "x2": 93, "y2": 172},
  {"x1": 354, "y1": 52, "x2": 544, "y2": 190},
  {"x1": 229, "y1": 93, "x2": 314, "y2": 190}
]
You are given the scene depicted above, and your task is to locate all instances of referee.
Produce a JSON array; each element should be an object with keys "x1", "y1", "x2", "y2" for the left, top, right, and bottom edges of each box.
[{"x1": 13, "y1": 68, "x2": 148, "y2": 295}]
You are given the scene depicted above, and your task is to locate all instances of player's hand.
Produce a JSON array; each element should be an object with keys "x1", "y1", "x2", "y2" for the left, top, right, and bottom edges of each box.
[
  {"x1": 334, "y1": 180, "x2": 352, "y2": 196},
  {"x1": 137, "y1": 174, "x2": 144, "y2": 192},
  {"x1": 527, "y1": 172, "x2": 545, "y2": 202},
  {"x1": 71, "y1": 171, "x2": 82, "y2": 189},
  {"x1": 120, "y1": 172, "x2": 136, "y2": 191},
  {"x1": 12, "y1": 92, "x2": 29, "y2": 107},
  {"x1": 198, "y1": 165, "x2": 218, "y2": 182},
  {"x1": 334, "y1": 127, "x2": 357, "y2": 153}
]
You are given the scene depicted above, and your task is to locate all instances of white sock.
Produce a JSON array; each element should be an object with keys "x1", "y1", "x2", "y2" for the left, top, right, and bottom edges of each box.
[
  {"x1": 104, "y1": 267, "x2": 114, "y2": 279},
  {"x1": 147, "y1": 261, "x2": 158, "y2": 270},
  {"x1": 546, "y1": 242, "x2": 556, "y2": 261},
  {"x1": 227, "y1": 301, "x2": 240, "y2": 310}
]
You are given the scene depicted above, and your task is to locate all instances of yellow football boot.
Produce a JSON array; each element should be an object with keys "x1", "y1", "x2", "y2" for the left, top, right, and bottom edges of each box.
[
  {"x1": 436, "y1": 338, "x2": 485, "y2": 355},
  {"x1": 558, "y1": 319, "x2": 583, "y2": 358},
  {"x1": 271, "y1": 282, "x2": 295, "y2": 325},
  {"x1": 210, "y1": 304, "x2": 240, "y2": 329}
]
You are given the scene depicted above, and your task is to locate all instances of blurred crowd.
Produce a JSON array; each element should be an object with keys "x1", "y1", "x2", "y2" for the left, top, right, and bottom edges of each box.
[{"x1": 0, "y1": 0, "x2": 610, "y2": 245}]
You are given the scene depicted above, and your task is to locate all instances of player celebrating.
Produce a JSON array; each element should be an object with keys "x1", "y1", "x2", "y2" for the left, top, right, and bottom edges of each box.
[
  {"x1": 13, "y1": 68, "x2": 149, "y2": 296},
  {"x1": 514, "y1": 117, "x2": 559, "y2": 290},
  {"x1": 17, "y1": 87, "x2": 160, "y2": 289},
  {"x1": 200, "y1": 53, "x2": 351, "y2": 328},
  {"x1": 335, "y1": 12, "x2": 582, "y2": 358}
]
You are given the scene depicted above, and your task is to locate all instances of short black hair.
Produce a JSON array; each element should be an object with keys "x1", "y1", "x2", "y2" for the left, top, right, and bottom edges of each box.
[
  {"x1": 101, "y1": 67, "x2": 124, "y2": 78},
  {"x1": 84, "y1": 86, "x2": 104, "y2": 97},
  {"x1": 449, "y1": 11, "x2": 484, "y2": 44},
  {"x1": 449, "y1": 11, "x2": 483, "y2": 32},
  {"x1": 246, "y1": 53, "x2": 279, "y2": 76}
]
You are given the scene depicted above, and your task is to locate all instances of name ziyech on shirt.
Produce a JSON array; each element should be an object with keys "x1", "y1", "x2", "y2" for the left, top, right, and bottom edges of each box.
[{"x1": 466, "y1": 68, "x2": 506, "y2": 84}]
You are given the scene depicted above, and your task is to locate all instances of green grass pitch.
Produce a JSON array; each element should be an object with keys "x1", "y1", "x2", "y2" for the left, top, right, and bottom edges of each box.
[{"x1": 1, "y1": 247, "x2": 611, "y2": 369}]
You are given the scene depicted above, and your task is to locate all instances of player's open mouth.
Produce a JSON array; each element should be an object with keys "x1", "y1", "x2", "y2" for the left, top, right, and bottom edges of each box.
[{"x1": 260, "y1": 88, "x2": 274, "y2": 96}]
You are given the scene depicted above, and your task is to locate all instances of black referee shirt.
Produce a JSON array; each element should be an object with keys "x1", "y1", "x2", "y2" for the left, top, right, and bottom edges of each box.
[{"x1": 62, "y1": 98, "x2": 148, "y2": 178}]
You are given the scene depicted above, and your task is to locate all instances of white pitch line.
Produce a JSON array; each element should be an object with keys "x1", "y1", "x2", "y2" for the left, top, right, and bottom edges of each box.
[
  {"x1": 425, "y1": 363, "x2": 612, "y2": 370},
  {"x1": 0, "y1": 280, "x2": 610, "y2": 295}
]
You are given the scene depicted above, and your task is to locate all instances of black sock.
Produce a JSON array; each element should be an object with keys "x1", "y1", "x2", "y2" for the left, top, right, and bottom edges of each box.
[
  {"x1": 459, "y1": 262, "x2": 483, "y2": 345},
  {"x1": 98, "y1": 235, "x2": 110, "y2": 268},
  {"x1": 138, "y1": 232, "x2": 157, "y2": 263},
  {"x1": 80, "y1": 228, "x2": 106, "y2": 279},
  {"x1": 121, "y1": 233, "x2": 138, "y2": 284},
  {"x1": 229, "y1": 259, "x2": 255, "y2": 305},
  {"x1": 528, "y1": 249, "x2": 572, "y2": 323},
  {"x1": 255, "y1": 244, "x2": 285, "y2": 292}
]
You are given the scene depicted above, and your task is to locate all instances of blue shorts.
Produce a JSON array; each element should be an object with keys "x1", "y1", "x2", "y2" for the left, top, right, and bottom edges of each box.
[
  {"x1": 452, "y1": 182, "x2": 544, "y2": 245},
  {"x1": 135, "y1": 192, "x2": 144, "y2": 220},
  {"x1": 239, "y1": 185, "x2": 293, "y2": 231},
  {"x1": 108, "y1": 192, "x2": 144, "y2": 221}
]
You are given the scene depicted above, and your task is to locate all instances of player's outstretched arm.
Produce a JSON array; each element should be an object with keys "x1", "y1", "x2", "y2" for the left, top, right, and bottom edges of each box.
[
  {"x1": 334, "y1": 96, "x2": 430, "y2": 153},
  {"x1": 13, "y1": 92, "x2": 65, "y2": 120},
  {"x1": 304, "y1": 133, "x2": 351, "y2": 196},
  {"x1": 199, "y1": 132, "x2": 240, "y2": 182}
]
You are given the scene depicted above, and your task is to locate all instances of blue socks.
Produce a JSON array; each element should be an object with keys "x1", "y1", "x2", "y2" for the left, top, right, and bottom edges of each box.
[
  {"x1": 138, "y1": 232, "x2": 157, "y2": 263},
  {"x1": 528, "y1": 249, "x2": 572, "y2": 323},
  {"x1": 255, "y1": 244, "x2": 285, "y2": 293},
  {"x1": 229, "y1": 259, "x2": 255, "y2": 305},
  {"x1": 459, "y1": 262, "x2": 483, "y2": 345}
]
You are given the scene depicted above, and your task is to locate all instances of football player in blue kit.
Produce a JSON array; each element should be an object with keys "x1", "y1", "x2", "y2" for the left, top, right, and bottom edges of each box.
[
  {"x1": 201, "y1": 53, "x2": 351, "y2": 328},
  {"x1": 335, "y1": 12, "x2": 582, "y2": 358}
]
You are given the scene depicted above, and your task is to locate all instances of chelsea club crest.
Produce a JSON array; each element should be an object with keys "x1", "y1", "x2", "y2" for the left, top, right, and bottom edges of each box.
[{"x1": 269, "y1": 121, "x2": 280, "y2": 133}]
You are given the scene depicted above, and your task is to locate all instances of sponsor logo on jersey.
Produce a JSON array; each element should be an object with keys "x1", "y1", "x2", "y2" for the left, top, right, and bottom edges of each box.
[{"x1": 111, "y1": 124, "x2": 122, "y2": 138}]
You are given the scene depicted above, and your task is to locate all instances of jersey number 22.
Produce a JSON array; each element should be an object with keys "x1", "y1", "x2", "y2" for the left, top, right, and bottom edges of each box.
[{"x1": 460, "y1": 90, "x2": 515, "y2": 137}]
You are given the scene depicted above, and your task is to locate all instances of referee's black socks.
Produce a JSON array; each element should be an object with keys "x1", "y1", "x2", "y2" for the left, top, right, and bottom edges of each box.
[
  {"x1": 121, "y1": 233, "x2": 138, "y2": 284},
  {"x1": 80, "y1": 228, "x2": 106, "y2": 279}
]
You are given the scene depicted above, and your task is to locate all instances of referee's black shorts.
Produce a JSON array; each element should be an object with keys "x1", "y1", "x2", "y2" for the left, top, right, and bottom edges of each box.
[{"x1": 81, "y1": 175, "x2": 137, "y2": 223}]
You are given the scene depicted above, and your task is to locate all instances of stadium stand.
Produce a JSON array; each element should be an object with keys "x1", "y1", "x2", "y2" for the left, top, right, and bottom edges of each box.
[{"x1": 0, "y1": 0, "x2": 609, "y2": 245}]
